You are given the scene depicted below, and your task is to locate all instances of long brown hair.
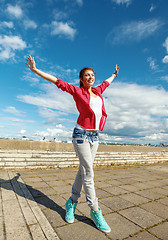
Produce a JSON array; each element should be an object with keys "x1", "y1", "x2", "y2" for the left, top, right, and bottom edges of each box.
[{"x1": 79, "y1": 67, "x2": 95, "y2": 87}]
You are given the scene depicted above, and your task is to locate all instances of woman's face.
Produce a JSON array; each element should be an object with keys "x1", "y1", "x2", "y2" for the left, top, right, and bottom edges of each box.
[{"x1": 80, "y1": 70, "x2": 95, "y2": 88}]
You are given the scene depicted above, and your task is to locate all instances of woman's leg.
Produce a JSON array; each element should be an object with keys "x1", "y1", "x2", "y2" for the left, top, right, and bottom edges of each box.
[{"x1": 72, "y1": 138, "x2": 99, "y2": 210}]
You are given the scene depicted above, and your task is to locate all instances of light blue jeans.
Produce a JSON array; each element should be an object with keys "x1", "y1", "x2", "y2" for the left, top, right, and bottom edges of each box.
[{"x1": 71, "y1": 127, "x2": 99, "y2": 211}]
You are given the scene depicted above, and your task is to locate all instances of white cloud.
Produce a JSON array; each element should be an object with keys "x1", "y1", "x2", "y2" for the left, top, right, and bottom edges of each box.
[
  {"x1": 0, "y1": 21, "x2": 13, "y2": 29},
  {"x1": 76, "y1": 0, "x2": 83, "y2": 6},
  {"x1": 51, "y1": 21, "x2": 77, "y2": 40},
  {"x1": 162, "y1": 56, "x2": 168, "y2": 64},
  {"x1": 35, "y1": 124, "x2": 72, "y2": 140},
  {"x1": 3, "y1": 106, "x2": 25, "y2": 116},
  {"x1": 161, "y1": 75, "x2": 168, "y2": 82},
  {"x1": 23, "y1": 19, "x2": 37, "y2": 30},
  {"x1": 17, "y1": 82, "x2": 77, "y2": 115},
  {"x1": 0, "y1": 35, "x2": 27, "y2": 60},
  {"x1": 162, "y1": 37, "x2": 168, "y2": 63},
  {"x1": 111, "y1": 0, "x2": 132, "y2": 6},
  {"x1": 6, "y1": 4, "x2": 23, "y2": 18},
  {"x1": 147, "y1": 57, "x2": 159, "y2": 71},
  {"x1": 107, "y1": 19, "x2": 163, "y2": 44},
  {"x1": 102, "y1": 82, "x2": 168, "y2": 144},
  {"x1": 20, "y1": 129, "x2": 26, "y2": 134},
  {"x1": 149, "y1": 3, "x2": 156, "y2": 12},
  {"x1": 163, "y1": 37, "x2": 168, "y2": 52}
]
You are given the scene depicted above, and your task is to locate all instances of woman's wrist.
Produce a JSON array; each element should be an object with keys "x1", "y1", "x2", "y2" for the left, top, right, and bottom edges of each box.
[
  {"x1": 32, "y1": 67, "x2": 37, "y2": 73},
  {"x1": 112, "y1": 73, "x2": 117, "y2": 78}
]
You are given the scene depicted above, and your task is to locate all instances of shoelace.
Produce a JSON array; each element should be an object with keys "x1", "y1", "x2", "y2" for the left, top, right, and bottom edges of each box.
[{"x1": 94, "y1": 211, "x2": 106, "y2": 225}]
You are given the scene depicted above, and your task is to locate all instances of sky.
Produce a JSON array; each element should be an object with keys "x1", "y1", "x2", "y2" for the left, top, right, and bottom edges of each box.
[{"x1": 0, "y1": 0, "x2": 168, "y2": 145}]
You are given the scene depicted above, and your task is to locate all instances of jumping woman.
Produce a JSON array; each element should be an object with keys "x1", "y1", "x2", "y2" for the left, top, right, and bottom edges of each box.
[{"x1": 26, "y1": 55, "x2": 119, "y2": 233}]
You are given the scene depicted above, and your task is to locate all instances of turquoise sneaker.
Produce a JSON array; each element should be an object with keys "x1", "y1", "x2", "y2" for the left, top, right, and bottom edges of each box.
[
  {"x1": 90, "y1": 208, "x2": 111, "y2": 233},
  {"x1": 65, "y1": 197, "x2": 78, "y2": 223}
]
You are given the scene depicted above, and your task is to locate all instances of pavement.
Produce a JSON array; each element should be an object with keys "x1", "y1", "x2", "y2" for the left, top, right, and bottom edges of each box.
[{"x1": 0, "y1": 163, "x2": 168, "y2": 240}]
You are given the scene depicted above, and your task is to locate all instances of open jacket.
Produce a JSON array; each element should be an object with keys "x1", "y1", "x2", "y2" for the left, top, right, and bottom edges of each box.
[{"x1": 55, "y1": 78, "x2": 110, "y2": 131}]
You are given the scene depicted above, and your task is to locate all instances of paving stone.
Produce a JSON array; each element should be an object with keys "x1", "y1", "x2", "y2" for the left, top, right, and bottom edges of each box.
[
  {"x1": 156, "y1": 197, "x2": 168, "y2": 206},
  {"x1": 3, "y1": 199, "x2": 32, "y2": 240},
  {"x1": 132, "y1": 182, "x2": 154, "y2": 190},
  {"x1": 99, "y1": 196, "x2": 134, "y2": 211},
  {"x1": 56, "y1": 219, "x2": 109, "y2": 240},
  {"x1": 35, "y1": 194, "x2": 66, "y2": 210},
  {"x1": 135, "y1": 189, "x2": 164, "y2": 200},
  {"x1": 117, "y1": 178, "x2": 138, "y2": 184},
  {"x1": 95, "y1": 188, "x2": 112, "y2": 198},
  {"x1": 126, "y1": 230, "x2": 158, "y2": 239},
  {"x1": 53, "y1": 185, "x2": 72, "y2": 194},
  {"x1": 149, "y1": 187, "x2": 168, "y2": 196},
  {"x1": 119, "y1": 206, "x2": 162, "y2": 228},
  {"x1": 94, "y1": 181, "x2": 112, "y2": 188},
  {"x1": 104, "y1": 179, "x2": 123, "y2": 186},
  {"x1": 120, "y1": 192, "x2": 150, "y2": 205},
  {"x1": 148, "y1": 222, "x2": 168, "y2": 239},
  {"x1": 119, "y1": 184, "x2": 140, "y2": 192},
  {"x1": 105, "y1": 212, "x2": 141, "y2": 240},
  {"x1": 140, "y1": 201, "x2": 168, "y2": 219},
  {"x1": 21, "y1": 177, "x2": 42, "y2": 183},
  {"x1": 104, "y1": 186, "x2": 129, "y2": 195},
  {"x1": 42, "y1": 207, "x2": 85, "y2": 228}
]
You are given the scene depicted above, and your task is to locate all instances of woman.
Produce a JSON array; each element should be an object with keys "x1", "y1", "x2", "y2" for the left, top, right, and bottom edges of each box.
[{"x1": 26, "y1": 55, "x2": 119, "y2": 233}]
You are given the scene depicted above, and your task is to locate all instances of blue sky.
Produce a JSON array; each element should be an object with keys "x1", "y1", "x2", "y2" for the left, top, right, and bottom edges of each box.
[{"x1": 0, "y1": 0, "x2": 168, "y2": 144}]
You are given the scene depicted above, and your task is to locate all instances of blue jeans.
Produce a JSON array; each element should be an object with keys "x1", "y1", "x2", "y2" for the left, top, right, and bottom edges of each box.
[{"x1": 71, "y1": 127, "x2": 99, "y2": 210}]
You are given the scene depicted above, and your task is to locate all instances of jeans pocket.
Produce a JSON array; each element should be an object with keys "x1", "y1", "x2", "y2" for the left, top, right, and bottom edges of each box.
[
  {"x1": 72, "y1": 128, "x2": 85, "y2": 139},
  {"x1": 76, "y1": 139, "x2": 84, "y2": 144}
]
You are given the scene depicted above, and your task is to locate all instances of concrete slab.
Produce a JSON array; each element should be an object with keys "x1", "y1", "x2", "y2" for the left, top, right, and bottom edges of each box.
[
  {"x1": 148, "y1": 222, "x2": 168, "y2": 239},
  {"x1": 119, "y1": 206, "x2": 163, "y2": 228}
]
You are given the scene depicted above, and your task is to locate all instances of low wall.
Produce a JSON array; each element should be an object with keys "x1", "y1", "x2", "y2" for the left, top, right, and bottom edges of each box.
[
  {"x1": 0, "y1": 149, "x2": 168, "y2": 169},
  {"x1": 0, "y1": 139, "x2": 168, "y2": 169}
]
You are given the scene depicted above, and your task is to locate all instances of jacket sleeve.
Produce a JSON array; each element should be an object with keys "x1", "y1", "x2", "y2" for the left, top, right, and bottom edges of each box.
[
  {"x1": 55, "y1": 78, "x2": 76, "y2": 95},
  {"x1": 94, "y1": 80, "x2": 110, "y2": 94}
]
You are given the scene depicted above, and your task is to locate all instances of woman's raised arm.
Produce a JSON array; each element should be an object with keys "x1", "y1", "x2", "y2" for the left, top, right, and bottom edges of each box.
[
  {"x1": 105, "y1": 64, "x2": 119, "y2": 84},
  {"x1": 26, "y1": 55, "x2": 57, "y2": 84}
]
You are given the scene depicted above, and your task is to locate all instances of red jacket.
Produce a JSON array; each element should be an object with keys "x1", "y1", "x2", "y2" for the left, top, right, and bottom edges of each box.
[{"x1": 55, "y1": 78, "x2": 110, "y2": 131}]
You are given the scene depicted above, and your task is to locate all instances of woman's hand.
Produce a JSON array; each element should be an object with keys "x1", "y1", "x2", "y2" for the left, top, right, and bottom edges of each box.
[
  {"x1": 25, "y1": 54, "x2": 57, "y2": 83},
  {"x1": 114, "y1": 64, "x2": 119, "y2": 77},
  {"x1": 105, "y1": 64, "x2": 120, "y2": 84},
  {"x1": 26, "y1": 55, "x2": 36, "y2": 72}
]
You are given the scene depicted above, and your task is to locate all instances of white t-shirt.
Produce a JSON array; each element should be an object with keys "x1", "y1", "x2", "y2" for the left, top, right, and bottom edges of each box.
[{"x1": 89, "y1": 96, "x2": 103, "y2": 130}]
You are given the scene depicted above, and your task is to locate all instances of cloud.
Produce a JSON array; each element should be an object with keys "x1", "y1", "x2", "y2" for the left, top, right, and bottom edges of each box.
[
  {"x1": 163, "y1": 37, "x2": 168, "y2": 52},
  {"x1": 51, "y1": 21, "x2": 77, "y2": 40},
  {"x1": 162, "y1": 37, "x2": 168, "y2": 63},
  {"x1": 147, "y1": 57, "x2": 159, "y2": 71},
  {"x1": 0, "y1": 21, "x2": 13, "y2": 29},
  {"x1": 111, "y1": 0, "x2": 133, "y2": 6},
  {"x1": 17, "y1": 82, "x2": 78, "y2": 115},
  {"x1": 6, "y1": 4, "x2": 23, "y2": 18},
  {"x1": 0, "y1": 35, "x2": 27, "y2": 60},
  {"x1": 162, "y1": 56, "x2": 168, "y2": 64},
  {"x1": 35, "y1": 124, "x2": 72, "y2": 140},
  {"x1": 20, "y1": 129, "x2": 26, "y2": 134},
  {"x1": 23, "y1": 19, "x2": 37, "y2": 30},
  {"x1": 161, "y1": 75, "x2": 168, "y2": 82},
  {"x1": 76, "y1": 0, "x2": 83, "y2": 6},
  {"x1": 3, "y1": 106, "x2": 25, "y2": 116},
  {"x1": 102, "y1": 82, "x2": 168, "y2": 144},
  {"x1": 107, "y1": 19, "x2": 163, "y2": 44},
  {"x1": 149, "y1": 3, "x2": 156, "y2": 12}
]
